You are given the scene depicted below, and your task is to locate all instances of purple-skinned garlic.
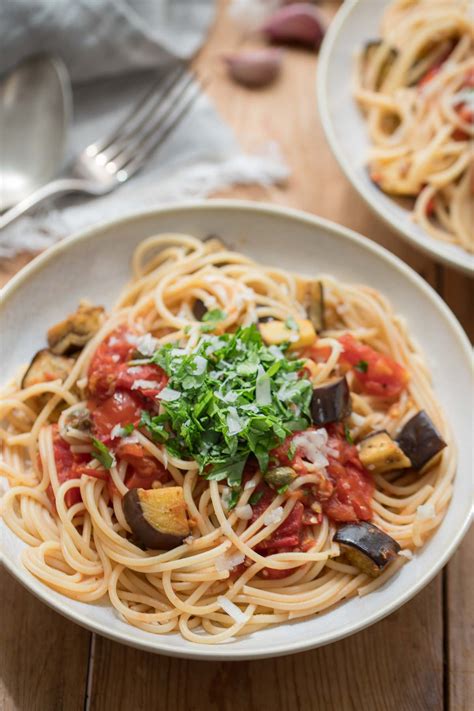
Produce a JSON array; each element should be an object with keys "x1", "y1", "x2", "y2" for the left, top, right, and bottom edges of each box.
[
  {"x1": 223, "y1": 48, "x2": 283, "y2": 88},
  {"x1": 261, "y1": 3, "x2": 326, "y2": 49}
]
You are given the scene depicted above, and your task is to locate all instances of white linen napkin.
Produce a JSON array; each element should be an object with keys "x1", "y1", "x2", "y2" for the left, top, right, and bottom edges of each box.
[{"x1": 0, "y1": 0, "x2": 288, "y2": 258}]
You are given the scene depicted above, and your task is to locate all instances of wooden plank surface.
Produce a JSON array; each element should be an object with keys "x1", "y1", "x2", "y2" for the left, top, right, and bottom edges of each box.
[{"x1": 0, "y1": 1, "x2": 472, "y2": 710}]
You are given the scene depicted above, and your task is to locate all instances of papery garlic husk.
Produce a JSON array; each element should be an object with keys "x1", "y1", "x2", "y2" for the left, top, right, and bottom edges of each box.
[
  {"x1": 224, "y1": 48, "x2": 283, "y2": 87},
  {"x1": 261, "y1": 2, "x2": 326, "y2": 49}
]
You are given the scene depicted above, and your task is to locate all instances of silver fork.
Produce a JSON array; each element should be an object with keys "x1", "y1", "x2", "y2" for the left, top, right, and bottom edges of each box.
[{"x1": 0, "y1": 65, "x2": 203, "y2": 230}]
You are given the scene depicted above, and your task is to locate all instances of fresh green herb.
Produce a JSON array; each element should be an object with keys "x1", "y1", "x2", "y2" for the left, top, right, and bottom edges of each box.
[
  {"x1": 114, "y1": 423, "x2": 135, "y2": 438},
  {"x1": 140, "y1": 411, "x2": 169, "y2": 443},
  {"x1": 151, "y1": 325, "x2": 312, "y2": 487},
  {"x1": 284, "y1": 316, "x2": 299, "y2": 332},
  {"x1": 227, "y1": 489, "x2": 241, "y2": 511},
  {"x1": 355, "y1": 359, "x2": 369, "y2": 373},
  {"x1": 249, "y1": 490, "x2": 264, "y2": 505},
  {"x1": 200, "y1": 309, "x2": 227, "y2": 333},
  {"x1": 344, "y1": 424, "x2": 354, "y2": 444},
  {"x1": 183, "y1": 325, "x2": 191, "y2": 335},
  {"x1": 287, "y1": 441, "x2": 297, "y2": 461},
  {"x1": 277, "y1": 484, "x2": 289, "y2": 495},
  {"x1": 91, "y1": 438, "x2": 115, "y2": 469}
]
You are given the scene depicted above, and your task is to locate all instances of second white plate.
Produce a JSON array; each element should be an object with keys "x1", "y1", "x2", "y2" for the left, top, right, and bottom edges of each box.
[{"x1": 317, "y1": 0, "x2": 474, "y2": 275}]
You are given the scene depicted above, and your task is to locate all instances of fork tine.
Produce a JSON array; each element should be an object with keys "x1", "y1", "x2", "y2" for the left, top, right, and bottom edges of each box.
[
  {"x1": 86, "y1": 64, "x2": 186, "y2": 158},
  {"x1": 108, "y1": 72, "x2": 203, "y2": 175}
]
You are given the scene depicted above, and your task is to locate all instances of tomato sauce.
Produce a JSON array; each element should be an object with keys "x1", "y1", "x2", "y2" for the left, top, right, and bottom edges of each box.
[
  {"x1": 339, "y1": 333, "x2": 408, "y2": 398},
  {"x1": 47, "y1": 425, "x2": 90, "y2": 509}
]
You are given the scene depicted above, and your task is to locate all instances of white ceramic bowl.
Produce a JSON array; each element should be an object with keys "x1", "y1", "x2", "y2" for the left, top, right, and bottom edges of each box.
[
  {"x1": 1, "y1": 201, "x2": 472, "y2": 660},
  {"x1": 317, "y1": 0, "x2": 474, "y2": 275}
]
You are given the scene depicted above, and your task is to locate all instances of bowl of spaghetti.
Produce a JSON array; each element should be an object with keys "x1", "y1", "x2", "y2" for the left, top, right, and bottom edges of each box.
[
  {"x1": 0, "y1": 201, "x2": 472, "y2": 659},
  {"x1": 317, "y1": 0, "x2": 474, "y2": 274}
]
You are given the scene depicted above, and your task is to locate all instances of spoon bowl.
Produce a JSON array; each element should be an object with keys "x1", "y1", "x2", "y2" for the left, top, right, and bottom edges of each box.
[{"x1": 0, "y1": 54, "x2": 72, "y2": 211}]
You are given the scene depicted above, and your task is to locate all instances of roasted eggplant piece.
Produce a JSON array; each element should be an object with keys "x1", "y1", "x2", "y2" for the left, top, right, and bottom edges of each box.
[
  {"x1": 123, "y1": 486, "x2": 190, "y2": 550},
  {"x1": 361, "y1": 40, "x2": 398, "y2": 91},
  {"x1": 310, "y1": 376, "x2": 351, "y2": 426},
  {"x1": 397, "y1": 411, "x2": 447, "y2": 471},
  {"x1": 47, "y1": 302, "x2": 104, "y2": 355},
  {"x1": 192, "y1": 298, "x2": 207, "y2": 321},
  {"x1": 21, "y1": 349, "x2": 75, "y2": 389},
  {"x1": 302, "y1": 280, "x2": 325, "y2": 333},
  {"x1": 358, "y1": 430, "x2": 411, "y2": 474},
  {"x1": 259, "y1": 318, "x2": 316, "y2": 350},
  {"x1": 264, "y1": 466, "x2": 297, "y2": 490},
  {"x1": 334, "y1": 521, "x2": 400, "y2": 577}
]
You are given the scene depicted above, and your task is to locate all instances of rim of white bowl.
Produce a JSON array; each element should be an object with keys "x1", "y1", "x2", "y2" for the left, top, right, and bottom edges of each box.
[
  {"x1": 1, "y1": 200, "x2": 472, "y2": 660},
  {"x1": 317, "y1": 0, "x2": 474, "y2": 276}
]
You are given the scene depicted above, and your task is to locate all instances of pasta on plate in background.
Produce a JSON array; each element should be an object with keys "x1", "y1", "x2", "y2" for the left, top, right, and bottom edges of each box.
[
  {"x1": 0, "y1": 234, "x2": 455, "y2": 644},
  {"x1": 355, "y1": 0, "x2": 473, "y2": 253}
]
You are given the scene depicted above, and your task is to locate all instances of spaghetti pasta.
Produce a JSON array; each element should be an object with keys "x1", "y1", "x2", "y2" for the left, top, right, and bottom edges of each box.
[
  {"x1": 355, "y1": 0, "x2": 473, "y2": 253},
  {"x1": 0, "y1": 233, "x2": 455, "y2": 643}
]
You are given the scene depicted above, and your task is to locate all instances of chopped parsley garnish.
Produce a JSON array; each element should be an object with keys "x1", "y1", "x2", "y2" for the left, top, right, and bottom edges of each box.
[
  {"x1": 344, "y1": 424, "x2": 354, "y2": 444},
  {"x1": 151, "y1": 324, "x2": 312, "y2": 487},
  {"x1": 287, "y1": 441, "x2": 297, "y2": 461},
  {"x1": 284, "y1": 316, "x2": 299, "y2": 332},
  {"x1": 227, "y1": 489, "x2": 241, "y2": 511},
  {"x1": 91, "y1": 438, "x2": 115, "y2": 469},
  {"x1": 200, "y1": 309, "x2": 227, "y2": 333},
  {"x1": 249, "y1": 490, "x2": 264, "y2": 505},
  {"x1": 115, "y1": 423, "x2": 135, "y2": 438},
  {"x1": 355, "y1": 359, "x2": 369, "y2": 373},
  {"x1": 277, "y1": 484, "x2": 289, "y2": 495},
  {"x1": 140, "y1": 411, "x2": 169, "y2": 443}
]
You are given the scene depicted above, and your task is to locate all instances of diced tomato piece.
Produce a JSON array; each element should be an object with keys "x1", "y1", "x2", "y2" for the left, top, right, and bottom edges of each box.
[
  {"x1": 88, "y1": 327, "x2": 135, "y2": 399},
  {"x1": 250, "y1": 484, "x2": 305, "y2": 552},
  {"x1": 88, "y1": 390, "x2": 143, "y2": 439},
  {"x1": 305, "y1": 343, "x2": 332, "y2": 364},
  {"x1": 115, "y1": 363, "x2": 168, "y2": 400},
  {"x1": 339, "y1": 333, "x2": 408, "y2": 398},
  {"x1": 456, "y1": 103, "x2": 474, "y2": 125},
  {"x1": 47, "y1": 426, "x2": 91, "y2": 509},
  {"x1": 117, "y1": 441, "x2": 169, "y2": 489},
  {"x1": 322, "y1": 424, "x2": 374, "y2": 523}
]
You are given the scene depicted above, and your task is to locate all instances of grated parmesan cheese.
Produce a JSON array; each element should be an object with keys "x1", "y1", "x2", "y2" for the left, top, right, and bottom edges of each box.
[
  {"x1": 214, "y1": 551, "x2": 245, "y2": 572},
  {"x1": 416, "y1": 503, "x2": 436, "y2": 521},
  {"x1": 136, "y1": 333, "x2": 159, "y2": 356},
  {"x1": 217, "y1": 595, "x2": 247, "y2": 624},
  {"x1": 131, "y1": 379, "x2": 161, "y2": 391},
  {"x1": 293, "y1": 429, "x2": 330, "y2": 470},
  {"x1": 263, "y1": 506, "x2": 284, "y2": 526},
  {"x1": 157, "y1": 387, "x2": 181, "y2": 402},
  {"x1": 235, "y1": 504, "x2": 253, "y2": 521},
  {"x1": 244, "y1": 479, "x2": 256, "y2": 490}
]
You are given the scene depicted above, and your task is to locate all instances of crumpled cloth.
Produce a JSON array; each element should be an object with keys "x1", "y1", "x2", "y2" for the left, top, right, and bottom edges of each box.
[{"x1": 0, "y1": 0, "x2": 289, "y2": 258}]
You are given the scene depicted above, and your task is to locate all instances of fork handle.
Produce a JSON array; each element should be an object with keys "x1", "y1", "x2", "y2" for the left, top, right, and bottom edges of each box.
[{"x1": 0, "y1": 178, "x2": 87, "y2": 230}]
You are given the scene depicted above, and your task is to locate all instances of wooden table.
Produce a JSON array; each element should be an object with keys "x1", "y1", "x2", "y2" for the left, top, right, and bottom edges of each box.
[{"x1": 1, "y1": 3, "x2": 472, "y2": 709}]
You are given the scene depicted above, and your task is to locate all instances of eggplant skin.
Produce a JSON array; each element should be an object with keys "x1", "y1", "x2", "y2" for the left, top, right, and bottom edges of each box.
[
  {"x1": 21, "y1": 349, "x2": 75, "y2": 389},
  {"x1": 334, "y1": 521, "x2": 400, "y2": 577},
  {"x1": 192, "y1": 299, "x2": 207, "y2": 321},
  {"x1": 310, "y1": 377, "x2": 351, "y2": 426},
  {"x1": 397, "y1": 411, "x2": 447, "y2": 470},
  {"x1": 123, "y1": 487, "x2": 189, "y2": 550}
]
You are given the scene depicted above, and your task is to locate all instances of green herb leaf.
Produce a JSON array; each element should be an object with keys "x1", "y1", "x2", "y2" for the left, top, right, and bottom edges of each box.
[
  {"x1": 249, "y1": 490, "x2": 264, "y2": 505},
  {"x1": 284, "y1": 316, "x2": 300, "y2": 332},
  {"x1": 91, "y1": 438, "x2": 115, "y2": 469},
  {"x1": 355, "y1": 360, "x2": 369, "y2": 373},
  {"x1": 140, "y1": 411, "x2": 169, "y2": 443},
  {"x1": 200, "y1": 309, "x2": 227, "y2": 332},
  {"x1": 152, "y1": 324, "x2": 312, "y2": 487},
  {"x1": 277, "y1": 484, "x2": 289, "y2": 495},
  {"x1": 227, "y1": 489, "x2": 241, "y2": 511},
  {"x1": 344, "y1": 424, "x2": 354, "y2": 444},
  {"x1": 287, "y1": 441, "x2": 297, "y2": 461}
]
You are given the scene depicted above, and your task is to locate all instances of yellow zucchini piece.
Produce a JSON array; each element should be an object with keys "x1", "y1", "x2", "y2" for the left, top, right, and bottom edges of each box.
[
  {"x1": 358, "y1": 430, "x2": 411, "y2": 473},
  {"x1": 259, "y1": 318, "x2": 316, "y2": 351}
]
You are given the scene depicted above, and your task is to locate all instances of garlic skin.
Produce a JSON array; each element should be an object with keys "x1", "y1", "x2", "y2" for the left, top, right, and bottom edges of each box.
[
  {"x1": 224, "y1": 48, "x2": 283, "y2": 88},
  {"x1": 261, "y1": 3, "x2": 326, "y2": 49}
]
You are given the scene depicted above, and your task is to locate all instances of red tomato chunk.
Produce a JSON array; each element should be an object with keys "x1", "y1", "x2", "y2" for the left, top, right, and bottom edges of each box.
[{"x1": 339, "y1": 333, "x2": 408, "y2": 398}]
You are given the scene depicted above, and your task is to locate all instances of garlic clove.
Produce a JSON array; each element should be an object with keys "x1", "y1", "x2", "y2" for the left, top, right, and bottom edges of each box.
[
  {"x1": 223, "y1": 48, "x2": 283, "y2": 88},
  {"x1": 261, "y1": 3, "x2": 326, "y2": 49}
]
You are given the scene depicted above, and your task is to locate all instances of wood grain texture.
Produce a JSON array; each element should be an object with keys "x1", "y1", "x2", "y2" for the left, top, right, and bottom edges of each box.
[
  {"x1": 446, "y1": 530, "x2": 474, "y2": 711},
  {"x1": 89, "y1": 577, "x2": 443, "y2": 711},
  {"x1": 0, "y1": 568, "x2": 90, "y2": 711},
  {"x1": 0, "y1": 1, "x2": 471, "y2": 710}
]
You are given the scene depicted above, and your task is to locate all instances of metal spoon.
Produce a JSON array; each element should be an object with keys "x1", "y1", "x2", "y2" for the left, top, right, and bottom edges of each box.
[{"x1": 0, "y1": 54, "x2": 72, "y2": 212}]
